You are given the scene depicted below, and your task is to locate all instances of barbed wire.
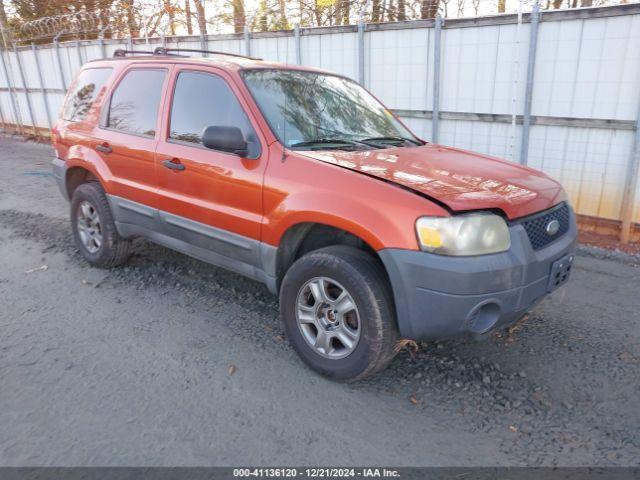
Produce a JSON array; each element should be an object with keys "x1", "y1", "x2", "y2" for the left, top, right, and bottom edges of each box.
[{"x1": 1, "y1": 0, "x2": 627, "y2": 44}]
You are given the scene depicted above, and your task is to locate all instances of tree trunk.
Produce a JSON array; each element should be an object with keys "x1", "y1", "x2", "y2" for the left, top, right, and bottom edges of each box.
[
  {"x1": 580, "y1": 0, "x2": 593, "y2": 5},
  {"x1": 421, "y1": 0, "x2": 439, "y2": 19},
  {"x1": 233, "y1": 0, "x2": 246, "y2": 33},
  {"x1": 552, "y1": 0, "x2": 563, "y2": 8},
  {"x1": 387, "y1": 0, "x2": 397, "y2": 22},
  {"x1": 193, "y1": 0, "x2": 207, "y2": 35},
  {"x1": 124, "y1": 0, "x2": 139, "y2": 37},
  {"x1": 314, "y1": 0, "x2": 322, "y2": 26},
  {"x1": 397, "y1": 0, "x2": 406, "y2": 21},
  {"x1": 498, "y1": 0, "x2": 506, "y2": 13},
  {"x1": 371, "y1": 0, "x2": 381, "y2": 22},
  {"x1": 342, "y1": 0, "x2": 351, "y2": 24},
  {"x1": 185, "y1": 0, "x2": 193, "y2": 35},
  {"x1": 164, "y1": 0, "x2": 176, "y2": 35},
  {"x1": 277, "y1": 0, "x2": 288, "y2": 28}
]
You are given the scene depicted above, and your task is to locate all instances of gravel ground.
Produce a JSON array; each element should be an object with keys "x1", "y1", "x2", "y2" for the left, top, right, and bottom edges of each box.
[{"x1": 0, "y1": 134, "x2": 639, "y2": 467}]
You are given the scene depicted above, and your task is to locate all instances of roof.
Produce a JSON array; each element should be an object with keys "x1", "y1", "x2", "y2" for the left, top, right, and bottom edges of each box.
[{"x1": 90, "y1": 50, "x2": 327, "y2": 74}]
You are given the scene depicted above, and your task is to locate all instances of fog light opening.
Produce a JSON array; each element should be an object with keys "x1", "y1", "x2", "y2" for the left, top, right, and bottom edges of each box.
[{"x1": 466, "y1": 301, "x2": 501, "y2": 334}]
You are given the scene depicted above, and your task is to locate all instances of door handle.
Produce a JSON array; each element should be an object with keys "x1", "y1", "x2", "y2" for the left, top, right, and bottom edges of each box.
[
  {"x1": 162, "y1": 158, "x2": 185, "y2": 171},
  {"x1": 95, "y1": 143, "x2": 112, "y2": 154}
]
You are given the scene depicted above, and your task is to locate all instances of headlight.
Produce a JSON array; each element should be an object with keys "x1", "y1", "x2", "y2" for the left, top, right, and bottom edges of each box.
[{"x1": 416, "y1": 213, "x2": 510, "y2": 256}]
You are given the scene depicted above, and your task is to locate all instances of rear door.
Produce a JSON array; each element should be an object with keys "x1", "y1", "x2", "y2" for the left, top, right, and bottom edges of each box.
[
  {"x1": 154, "y1": 66, "x2": 268, "y2": 267},
  {"x1": 94, "y1": 64, "x2": 170, "y2": 217}
]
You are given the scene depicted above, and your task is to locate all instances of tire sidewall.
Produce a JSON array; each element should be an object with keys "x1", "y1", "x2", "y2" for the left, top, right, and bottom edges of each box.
[{"x1": 280, "y1": 253, "x2": 390, "y2": 381}]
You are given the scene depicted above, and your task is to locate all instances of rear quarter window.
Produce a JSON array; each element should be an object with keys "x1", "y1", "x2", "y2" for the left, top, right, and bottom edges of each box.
[{"x1": 62, "y1": 68, "x2": 113, "y2": 122}]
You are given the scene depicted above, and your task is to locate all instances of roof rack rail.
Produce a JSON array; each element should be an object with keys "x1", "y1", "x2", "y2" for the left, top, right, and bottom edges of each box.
[
  {"x1": 113, "y1": 49, "x2": 156, "y2": 58},
  {"x1": 153, "y1": 46, "x2": 261, "y2": 61}
]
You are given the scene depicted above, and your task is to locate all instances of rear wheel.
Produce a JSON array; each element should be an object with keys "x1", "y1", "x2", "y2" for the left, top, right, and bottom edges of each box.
[
  {"x1": 70, "y1": 182, "x2": 131, "y2": 268},
  {"x1": 280, "y1": 246, "x2": 398, "y2": 381}
]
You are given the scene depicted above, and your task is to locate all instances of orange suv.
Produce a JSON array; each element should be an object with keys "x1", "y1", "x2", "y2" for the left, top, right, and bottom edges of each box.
[{"x1": 52, "y1": 48, "x2": 577, "y2": 381}]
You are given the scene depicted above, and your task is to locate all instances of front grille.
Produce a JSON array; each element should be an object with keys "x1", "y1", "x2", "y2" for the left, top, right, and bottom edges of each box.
[{"x1": 520, "y1": 202, "x2": 570, "y2": 251}]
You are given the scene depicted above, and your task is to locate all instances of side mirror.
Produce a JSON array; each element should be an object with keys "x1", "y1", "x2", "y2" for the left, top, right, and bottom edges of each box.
[{"x1": 202, "y1": 126, "x2": 248, "y2": 157}]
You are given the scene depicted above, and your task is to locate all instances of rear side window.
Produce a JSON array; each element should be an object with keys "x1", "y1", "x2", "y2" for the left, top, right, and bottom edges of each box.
[
  {"x1": 107, "y1": 69, "x2": 166, "y2": 137},
  {"x1": 169, "y1": 71, "x2": 260, "y2": 158},
  {"x1": 62, "y1": 68, "x2": 112, "y2": 122}
]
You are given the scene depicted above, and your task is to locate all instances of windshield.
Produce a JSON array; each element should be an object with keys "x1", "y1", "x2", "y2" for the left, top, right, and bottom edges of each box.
[{"x1": 242, "y1": 69, "x2": 421, "y2": 150}]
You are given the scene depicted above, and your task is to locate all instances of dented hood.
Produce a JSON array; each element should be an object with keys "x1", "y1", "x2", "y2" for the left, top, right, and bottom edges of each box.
[{"x1": 298, "y1": 144, "x2": 566, "y2": 220}]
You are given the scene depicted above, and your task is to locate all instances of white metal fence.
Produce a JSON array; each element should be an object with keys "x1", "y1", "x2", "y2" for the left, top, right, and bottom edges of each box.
[{"x1": 1, "y1": 4, "x2": 639, "y2": 238}]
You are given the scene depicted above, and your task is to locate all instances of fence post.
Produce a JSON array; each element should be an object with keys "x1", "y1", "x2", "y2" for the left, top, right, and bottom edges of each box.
[
  {"x1": 98, "y1": 27, "x2": 108, "y2": 58},
  {"x1": 32, "y1": 43, "x2": 52, "y2": 130},
  {"x1": 0, "y1": 46, "x2": 23, "y2": 134},
  {"x1": 357, "y1": 18, "x2": 366, "y2": 85},
  {"x1": 13, "y1": 44, "x2": 37, "y2": 135},
  {"x1": 244, "y1": 24, "x2": 251, "y2": 57},
  {"x1": 294, "y1": 24, "x2": 301, "y2": 65},
  {"x1": 519, "y1": 1, "x2": 540, "y2": 166},
  {"x1": 76, "y1": 39, "x2": 83, "y2": 67},
  {"x1": 98, "y1": 37, "x2": 106, "y2": 59},
  {"x1": 620, "y1": 103, "x2": 640, "y2": 244},
  {"x1": 200, "y1": 34, "x2": 207, "y2": 54},
  {"x1": 53, "y1": 38, "x2": 67, "y2": 90},
  {"x1": 432, "y1": 15, "x2": 443, "y2": 144}
]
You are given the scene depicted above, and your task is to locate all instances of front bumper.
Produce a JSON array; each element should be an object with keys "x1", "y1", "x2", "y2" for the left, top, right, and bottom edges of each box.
[{"x1": 379, "y1": 209, "x2": 578, "y2": 340}]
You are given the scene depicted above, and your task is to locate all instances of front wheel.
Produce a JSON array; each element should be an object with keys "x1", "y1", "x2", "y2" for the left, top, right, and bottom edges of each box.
[{"x1": 279, "y1": 246, "x2": 399, "y2": 381}]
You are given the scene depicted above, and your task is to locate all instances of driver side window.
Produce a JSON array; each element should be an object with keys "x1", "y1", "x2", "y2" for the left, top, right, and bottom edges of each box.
[{"x1": 169, "y1": 71, "x2": 260, "y2": 158}]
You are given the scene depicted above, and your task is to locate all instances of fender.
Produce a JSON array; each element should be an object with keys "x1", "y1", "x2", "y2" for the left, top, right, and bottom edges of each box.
[
  {"x1": 65, "y1": 144, "x2": 115, "y2": 192},
  {"x1": 263, "y1": 187, "x2": 448, "y2": 252},
  {"x1": 261, "y1": 148, "x2": 449, "y2": 252}
]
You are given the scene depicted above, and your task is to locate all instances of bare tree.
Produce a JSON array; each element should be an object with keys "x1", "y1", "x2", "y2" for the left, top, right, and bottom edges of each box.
[
  {"x1": 372, "y1": 0, "x2": 382, "y2": 22},
  {"x1": 498, "y1": 0, "x2": 506, "y2": 13},
  {"x1": 185, "y1": 0, "x2": 193, "y2": 34},
  {"x1": 398, "y1": 0, "x2": 407, "y2": 20},
  {"x1": 193, "y1": 0, "x2": 207, "y2": 34},
  {"x1": 164, "y1": 0, "x2": 176, "y2": 34},
  {"x1": 420, "y1": 0, "x2": 439, "y2": 19}
]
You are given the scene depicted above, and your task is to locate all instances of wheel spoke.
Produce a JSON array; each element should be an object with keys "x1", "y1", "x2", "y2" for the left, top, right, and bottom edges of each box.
[
  {"x1": 297, "y1": 304, "x2": 316, "y2": 324},
  {"x1": 335, "y1": 327, "x2": 357, "y2": 350},
  {"x1": 334, "y1": 290, "x2": 355, "y2": 316},
  {"x1": 314, "y1": 330, "x2": 333, "y2": 355},
  {"x1": 80, "y1": 202, "x2": 92, "y2": 219},
  {"x1": 309, "y1": 278, "x2": 329, "y2": 304},
  {"x1": 92, "y1": 234, "x2": 102, "y2": 248}
]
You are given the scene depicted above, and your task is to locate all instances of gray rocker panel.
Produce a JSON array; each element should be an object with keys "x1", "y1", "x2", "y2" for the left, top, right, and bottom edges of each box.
[{"x1": 107, "y1": 195, "x2": 278, "y2": 293}]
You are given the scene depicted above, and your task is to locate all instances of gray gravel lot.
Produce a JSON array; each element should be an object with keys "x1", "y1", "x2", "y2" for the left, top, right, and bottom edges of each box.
[{"x1": 0, "y1": 134, "x2": 639, "y2": 467}]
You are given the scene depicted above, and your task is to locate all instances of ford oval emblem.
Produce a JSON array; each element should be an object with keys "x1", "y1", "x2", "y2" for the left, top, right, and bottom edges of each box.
[{"x1": 546, "y1": 219, "x2": 560, "y2": 236}]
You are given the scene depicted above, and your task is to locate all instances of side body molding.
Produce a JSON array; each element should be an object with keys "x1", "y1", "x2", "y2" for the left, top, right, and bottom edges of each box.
[{"x1": 107, "y1": 195, "x2": 278, "y2": 293}]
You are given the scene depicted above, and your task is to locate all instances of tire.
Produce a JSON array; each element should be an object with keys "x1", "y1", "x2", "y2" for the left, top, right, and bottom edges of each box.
[
  {"x1": 70, "y1": 182, "x2": 131, "y2": 268},
  {"x1": 280, "y1": 245, "x2": 399, "y2": 381}
]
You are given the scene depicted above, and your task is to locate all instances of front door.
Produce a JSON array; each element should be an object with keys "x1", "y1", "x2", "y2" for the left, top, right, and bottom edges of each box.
[{"x1": 154, "y1": 67, "x2": 268, "y2": 268}]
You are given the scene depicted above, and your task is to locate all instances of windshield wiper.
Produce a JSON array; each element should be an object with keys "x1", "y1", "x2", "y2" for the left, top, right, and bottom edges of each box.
[
  {"x1": 290, "y1": 138, "x2": 374, "y2": 150},
  {"x1": 359, "y1": 136, "x2": 423, "y2": 146}
]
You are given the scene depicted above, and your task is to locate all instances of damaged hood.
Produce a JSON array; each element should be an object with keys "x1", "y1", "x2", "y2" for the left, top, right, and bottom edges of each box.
[{"x1": 298, "y1": 144, "x2": 566, "y2": 220}]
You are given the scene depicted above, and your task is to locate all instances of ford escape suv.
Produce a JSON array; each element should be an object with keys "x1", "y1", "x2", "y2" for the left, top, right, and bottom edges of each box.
[{"x1": 52, "y1": 47, "x2": 577, "y2": 381}]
